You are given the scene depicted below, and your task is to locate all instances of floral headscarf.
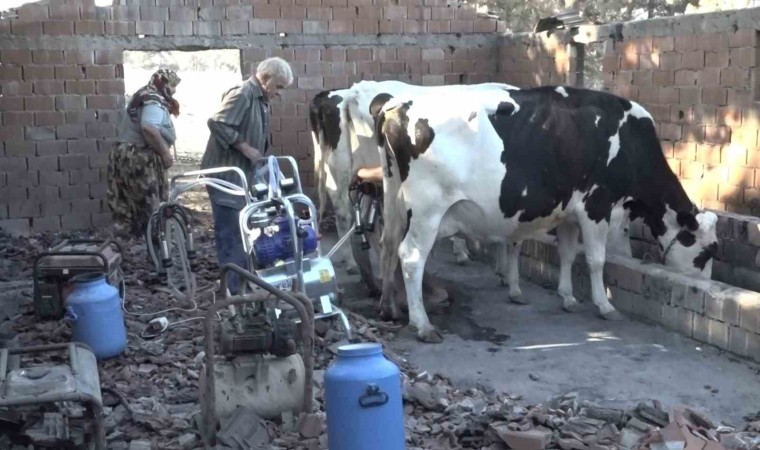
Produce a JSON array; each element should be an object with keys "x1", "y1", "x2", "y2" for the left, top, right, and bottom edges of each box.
[{"x1": 127, "y1": 68, "x2": 181, "y2": 121}]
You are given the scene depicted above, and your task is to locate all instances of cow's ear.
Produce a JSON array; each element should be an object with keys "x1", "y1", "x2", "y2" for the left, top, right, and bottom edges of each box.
[
  {"x1": 676, "y1": 210, "x2": 699, "y2": 231},
  {"x1": 369, "y1": 93, "x2": 393, "y2": 120}
]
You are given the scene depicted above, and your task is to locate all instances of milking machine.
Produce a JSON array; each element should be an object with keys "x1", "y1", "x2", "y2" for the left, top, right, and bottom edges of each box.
[
  {"x1": 146, "y1": 156, "x2": 352, "y2": 445},
  {"x1": 349, "y1": 180, "x2": 383, "y2": 252}
]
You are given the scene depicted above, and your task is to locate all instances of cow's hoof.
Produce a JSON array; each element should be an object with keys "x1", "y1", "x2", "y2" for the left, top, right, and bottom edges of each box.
[
  {"x1": 346, "y1": 266, "x2": 360, "y2": 275},
  {"x1": 509, "y1": 293, "x2": 530, "y2": 305},
  {"x1": 455, "y1": 255, "x2": 470, "y2": 266},
  {"x1": 600, "y1": 310, "x2": 625, "y2": 321},
  {"x1": 562, "y1": 299, "x2": 579, "y2": 313},
  {"x1": 417, "y1": 327, "x2": 444, "y2": 344}
]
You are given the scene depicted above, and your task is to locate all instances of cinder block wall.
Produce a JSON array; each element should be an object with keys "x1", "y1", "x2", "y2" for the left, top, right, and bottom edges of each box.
[
  {"x1": 0, "y1": 0, "x2": 505, "y2": 234},
  {"x1": 497, "y1": 32, "x2": 572, "y2": 87}
]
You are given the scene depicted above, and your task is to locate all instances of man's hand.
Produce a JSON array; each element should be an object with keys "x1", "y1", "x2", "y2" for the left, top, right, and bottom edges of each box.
[
  {"x1": 352, "y1": 166, "x2": 384, "y2": 185},
  {"x1": 235, "y1": 142, "x2": 262, "y2": 163},
  {"x1": 161, "y1": 152, "x2": 174, "y2": 169}
]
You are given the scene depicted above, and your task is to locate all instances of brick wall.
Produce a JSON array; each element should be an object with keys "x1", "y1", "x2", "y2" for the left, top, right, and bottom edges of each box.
[
  {"x1": 0, "y1": 0, "x2": 505, "y2": 234},
  {"x1": 498, "y1": 32, "x2": 571, "y2": 87},
  {"x1": 604, "y1": 25, "x2": 760, "y2": 216}
]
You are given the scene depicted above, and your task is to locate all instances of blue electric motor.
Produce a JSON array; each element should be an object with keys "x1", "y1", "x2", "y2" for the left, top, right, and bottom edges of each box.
[
  {"x1": 324, "y1": 343, "x2": 405, "y2": 450},
  {"x1": 254, "y1": 216, "x2": 318, "y2": 267},
  {"x1": 65, "y1": 272, "x2": 127, "y2": 360}
]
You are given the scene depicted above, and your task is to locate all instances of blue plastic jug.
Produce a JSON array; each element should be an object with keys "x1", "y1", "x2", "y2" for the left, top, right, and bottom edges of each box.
[
  {"x1": 65, "y1": 272, "x2": 127, "y2": 360},
  {"x1": 324, "y1": 342, "x2": 405, "y2": 450}
]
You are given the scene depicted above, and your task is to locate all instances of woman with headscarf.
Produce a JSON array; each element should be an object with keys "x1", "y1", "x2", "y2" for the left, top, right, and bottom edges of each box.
[{"x1": 108, "y1": 68, "x2": 181, "y2": 237}]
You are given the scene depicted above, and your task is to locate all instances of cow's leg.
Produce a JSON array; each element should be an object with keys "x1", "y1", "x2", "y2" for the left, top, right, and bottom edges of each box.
[
  {"x1": 451, "y1": 236, "x2": 470, "y2": 265},
  {"x1": 494, "y1": 242, "x2": 508, "y2": 286},
  {"x1": 556, "y1": 222, "x2": 580, "y2": 312},
  {"x1": 506, "y1": 241, "x2": 529, "y2": 304},
  {"x1": 398, "y1": 216, "x2": 443, "y2": 343},
  {"x1": 578, "y1": 216, "x2": 623, "y2": 321},
  {"x1": 379, "y1": 225, "x2": 404, "y2": 322}
]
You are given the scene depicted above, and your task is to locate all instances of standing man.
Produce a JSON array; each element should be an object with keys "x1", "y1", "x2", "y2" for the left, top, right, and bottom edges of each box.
[{"x1": 201, "y1": 57, "x2": 294, "y2": 294}]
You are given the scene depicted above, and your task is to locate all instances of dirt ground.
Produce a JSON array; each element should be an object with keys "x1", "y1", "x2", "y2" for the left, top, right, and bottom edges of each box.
[{"x1": 324, "y1": 235, "x2": 760, "y2": 427}]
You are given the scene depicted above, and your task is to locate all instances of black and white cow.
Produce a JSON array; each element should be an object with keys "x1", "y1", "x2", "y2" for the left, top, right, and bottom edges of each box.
[
  {"x1": 374, "y1": 85, "x2": 718, "y2": 342},
  {"x1": 309, "y1": 81, "x2": 516, "y2": 294}
]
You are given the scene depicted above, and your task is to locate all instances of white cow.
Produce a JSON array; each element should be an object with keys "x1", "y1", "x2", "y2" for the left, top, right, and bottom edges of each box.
[{"x1": 373, "y1": 86, "x2": 718, "y2": 342}]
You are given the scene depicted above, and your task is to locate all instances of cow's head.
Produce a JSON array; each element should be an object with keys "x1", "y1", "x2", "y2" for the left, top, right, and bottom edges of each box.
[{"x1": 662, "y1": 207, "x2": 718, "y2": 279}]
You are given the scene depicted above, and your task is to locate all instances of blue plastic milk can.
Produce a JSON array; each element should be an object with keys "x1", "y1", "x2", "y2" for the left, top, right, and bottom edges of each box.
[
  {"x1": 324, "y1": 342, "x2": 406, "y2": 450},
  {"x1": 65, "y1": 272, "x2": 127, "y2": 360}
]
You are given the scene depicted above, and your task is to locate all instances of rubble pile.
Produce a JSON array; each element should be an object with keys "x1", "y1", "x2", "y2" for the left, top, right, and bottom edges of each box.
[{"x1": 2, "y1": 205, "x2": 760, "y2": 449}]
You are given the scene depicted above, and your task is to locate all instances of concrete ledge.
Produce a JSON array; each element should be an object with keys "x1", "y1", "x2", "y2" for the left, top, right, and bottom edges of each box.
[
  {"x1": 628, "y1": 210, "x2": 760, "y2": 293},
  {"x1": 519, "y1": 233, "x2": 760, "y2": 363}
]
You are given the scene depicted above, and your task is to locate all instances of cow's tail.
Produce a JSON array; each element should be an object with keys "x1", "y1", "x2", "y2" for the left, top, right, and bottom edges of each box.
[{"x1": 309, "y1": 98, "x2": 330, "y2": 224}]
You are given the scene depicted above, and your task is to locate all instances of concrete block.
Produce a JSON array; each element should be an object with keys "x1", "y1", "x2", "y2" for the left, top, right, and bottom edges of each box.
[
  {"x1": 685, "y1": 286, "x2": 705, "y2": 314},
  {"x1": 0, "y1": 219, "x2": 30, "y2": 236},
  {"x1": 748, "y1": 222, "x2": 760, "y2": 247},
  {"x1": 708, "y1": 319, "x2": 729, "y2": 350},
  {"x1": 747, "y1": 333, "x2": 760, "y2": 362},
  {"x1": 676, "y1": 308, "x2": 694, "y2": 338},
  {"x1": 728, "y1": 326, "x2": 749, "y2": 357},
  {"x1": 693, "y1": 314, "x2": 710, "y2": 343},
  {"x1": 662, "y1": 304, "x2": 680, "y2": 332}
]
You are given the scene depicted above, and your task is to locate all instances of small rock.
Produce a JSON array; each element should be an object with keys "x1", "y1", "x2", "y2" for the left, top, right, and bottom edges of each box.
[
  {"x1": 177, "y1": 433, "x2": 198, "y2": 449},
  {"x1": 128, "y1": 440, "x2": 152, "y2": 450},
  {"x1": 136, "y1": 364, "x2": 158, "y2": 376},
  {"x1": 529, "y1": 374, "x2": 540, "y2": 381},
  {"x1": 296, "y1": 412, "x2": 323, "y2": 439}
]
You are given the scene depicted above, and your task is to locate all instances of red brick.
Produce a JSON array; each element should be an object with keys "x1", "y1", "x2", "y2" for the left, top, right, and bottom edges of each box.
[
  {"x1": 86, "y1": 95, "x2": 119, "y2": 109},
  {"x1": 678, "y1": 87, "x2": 700, "y2": 105},
  {"x1": 222, "y1": 20, "x2": 249, "y2": 34},
  {"x1": 705, "y1": 51, "x2": 729, "y2": 68},
  {"x1": 681, "y1": 51, "x2": 704, "y2": 70},
  {"x1": 43, "y1": 21, "x2": 74, "y2": 35},
  {"x1": 716, "y1": 107, "x2": 742, "y2": 127},
  {"x1": 2, "y1": 50, "x2": 31, "y2": 65},
  {"x1": 56, "y1": 124, "x2": 87, "y2": 140},
  {"x1": 135, "y1": 21, "x2": 164, "y2": 35},
  {"x1": 329, "y1": 20, "x2": 353, "y2": 33},
  {"x1": 652, "y1": 70, "x2": 674, "y2": 87},
  {"x1": 169, "y1": 6, "x2": 198, "y2": 21},
  {"x1": 632, "y1": 70, "x2": 653, "y2": 87},
  {"x1": 11, "y1": 22, "x2": 43, "y2": 36},
  {"x1": 704, "y1": 125, "x2": 731, "y2": 144},
  {"x1": 658, "y1": 52, "x2": 681, "y2": 70},
  {"x1": 660, "y1": 87, "x2": 679, "y2": 104},
  {"x1": 55, "y1": 95, "x2": 86, "y2": 111},
  {"x1": 1, "y1": 81, "x2": 33, "y2": 96},
  {"x1": 33, "y1": 80, "x2": 65, "y2": 95},
  {"x1": 65, "y1": 111, "x2": 98, "y2": 125},
  {"x1": 65, "y1": 80, "x2": 96, "y2": 95},
  {"x1": 450, "y1": 20, "x2": 473, "y2": 33},
  {"x1": 306, "y1": 7, "x2": 331, "y2": 20},
  {"x1": 730, "y1": 47, "x2": 755, "y2": 69},
  {"x1": 64, "y1": 50, "x2": 94, "y2": 65},
  {"x1": 75, "y1": 20, "x2": 105, "y2": 35},
  {"x1": 254, "y1": 4, "x2": 280, "y2": 18},
  {"x1": 675, "y1": 34, "x2": 696, "y2": 51},
  {"x1": 428, "y1": 20, "x2": 450, "y2": 33},
  {"x1": 474, "y1": 18, "x2": 496, "y2": 33},
  {"x1": 276, "y1": 20, "x2": 302, "y2": 33},
  {"x1": 683, "y1": 124, "x2": 705, "y2": 142},
  {"x1": 695, "y1": 68, "x2": 720, "y2": 86},
  {"x1": 697, "y1": 143, "x2": 722, "y2": 164},
  {"x1": 702, "y1": 87, "x2": 727, "y2": 106},
  {"x1": 431, "y1": 7, "x2": 455, "y2": 20},
  {"x1": 23, "y1": 65, "x2": 55, "y2": 81},
  {"x1": 653, "y1": 36, "x2": 675, "y2": 53},
  {"x1": 96, "y1": 80, "x2": 124, "y2": 95},
  {"x1": 4, "y1": 112, "x2": 35, "y2": 127},
  {"x1": 250, "y1": 19, "x2": 276, "y2": 33},
  {"x1": 84, "y1": 65, "x2": 115, "y2": 80},
  {"x1": 86, "y1": 123, "x2": 115, "y2": 139},
  {"x1": 379, "y1": 20, "x2": 403, "y2": 33},
  {"x1": 24, "y1": 96, "x2": 55, "y2": 111},
  {"x1": 355, "y1": 20, "x2": 379, "y2": 34},
  {"x1": 36, "y1": 141, "x2": 67, "y2": 156},
  {"x1": 728, "y1": 29, "x2": 756, "y2": 48},
  {"x1": 35, "y1": 112, "x2": 66, "y2": 126}
]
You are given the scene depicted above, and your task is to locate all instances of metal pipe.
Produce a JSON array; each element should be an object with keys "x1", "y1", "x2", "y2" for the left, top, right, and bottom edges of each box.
[{"x1": 203, "y1": 263, "x2": 314, "y2": 446}]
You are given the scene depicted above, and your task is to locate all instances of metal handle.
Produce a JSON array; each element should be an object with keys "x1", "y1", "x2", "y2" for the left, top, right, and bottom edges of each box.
[
  {"x1": 358, "y1": 384, "x2": 389, "y2": 408},
  {"x1": 64, "y1": 307, "x2": 78, "y2": 323}
]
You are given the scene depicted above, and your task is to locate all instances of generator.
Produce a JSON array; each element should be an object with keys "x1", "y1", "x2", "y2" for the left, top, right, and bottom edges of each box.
[{"x1": 33, "y1": 239, "x2": 123, "y2": 321}]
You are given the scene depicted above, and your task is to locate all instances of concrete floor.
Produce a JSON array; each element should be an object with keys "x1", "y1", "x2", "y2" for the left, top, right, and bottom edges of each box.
[{"x1": 327, "y1": 236, "x2": 760, "y2": 426}]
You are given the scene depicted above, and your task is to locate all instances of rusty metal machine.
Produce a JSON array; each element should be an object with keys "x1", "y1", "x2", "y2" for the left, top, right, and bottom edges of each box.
[
  {"x1": 199, "y1": 264, "x2": 315, "y2": 447},
  {"x1": 33, "y1": 240, "x2": 122, "y2": 321},
  {"x1": 0, "y1": 343, "x2": 105, "y2": 450}
]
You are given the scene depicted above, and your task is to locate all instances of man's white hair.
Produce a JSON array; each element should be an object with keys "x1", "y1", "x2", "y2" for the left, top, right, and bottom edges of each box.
[{"x1": 256, "y1": 57, "x2": 294, "y2": 86}]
